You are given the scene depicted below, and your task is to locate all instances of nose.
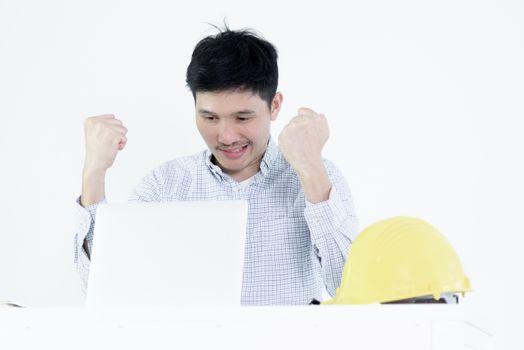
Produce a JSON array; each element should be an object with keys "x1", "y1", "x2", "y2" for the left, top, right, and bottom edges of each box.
[{"x1": 217, "y1": 119, "x2": 240, "y2": 146}]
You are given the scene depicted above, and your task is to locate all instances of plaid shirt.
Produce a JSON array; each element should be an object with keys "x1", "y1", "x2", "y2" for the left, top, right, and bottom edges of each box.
[{"x1": 74, "y1": 138, "x2": 358, "y2": 305}]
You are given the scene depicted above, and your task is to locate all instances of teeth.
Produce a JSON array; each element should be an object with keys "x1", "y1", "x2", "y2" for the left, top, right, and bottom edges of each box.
[{"x1": 224, "y1": 146, "x2": 246, "y2": 152}]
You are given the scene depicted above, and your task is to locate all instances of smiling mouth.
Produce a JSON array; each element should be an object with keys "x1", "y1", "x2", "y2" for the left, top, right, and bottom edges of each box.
[{"x1": 218, "y1": 144, "x2": 249, "y2": 159}]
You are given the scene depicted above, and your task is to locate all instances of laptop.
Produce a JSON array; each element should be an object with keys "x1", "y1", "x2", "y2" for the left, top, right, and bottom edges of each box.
[{"x1": 85, "y1": 200, "x2": 248, "y2": 307}]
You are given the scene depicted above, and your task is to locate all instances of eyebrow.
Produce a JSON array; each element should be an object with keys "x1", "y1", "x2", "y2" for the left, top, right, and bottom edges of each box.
[{"x1": 198, "y1": 109, "x2": 256, "y2": 116}]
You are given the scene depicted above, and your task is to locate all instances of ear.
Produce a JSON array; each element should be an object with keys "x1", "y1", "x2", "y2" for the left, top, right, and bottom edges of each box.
[{"x1": 270, "y1": 92, "x2": 283, "y2": 121}]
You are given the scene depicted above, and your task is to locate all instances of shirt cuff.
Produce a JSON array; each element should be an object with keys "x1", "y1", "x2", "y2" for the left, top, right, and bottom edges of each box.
[{"x1": 74, "y1": 196, "x2": 106, "y2": 243}]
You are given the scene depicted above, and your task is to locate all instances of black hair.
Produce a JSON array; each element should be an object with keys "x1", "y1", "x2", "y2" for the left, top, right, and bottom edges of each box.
[{"x1": 186, "y1": 23, "x2": 279, "y2": 109}]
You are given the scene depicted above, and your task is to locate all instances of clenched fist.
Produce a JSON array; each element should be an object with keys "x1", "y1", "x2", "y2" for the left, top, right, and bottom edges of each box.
[
  {"x1": 278, "y1": 107, "x2": 329, "y2": 175},
  {"x1": 83, "y1": 114, "x2": 128, "y2": 174},
  {"x1": 81, "y1": 114, "x2": 128, "y2": 207}
]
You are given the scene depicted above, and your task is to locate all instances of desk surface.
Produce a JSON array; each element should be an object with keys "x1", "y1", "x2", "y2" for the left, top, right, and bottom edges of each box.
[{"x1": 0, "y1": 305, "x2": 496, "y2": 350}]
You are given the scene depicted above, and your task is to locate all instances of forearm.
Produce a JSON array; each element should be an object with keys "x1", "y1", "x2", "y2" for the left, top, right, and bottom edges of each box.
[
  {"x1": 81, "y1": 167, "x2": 107, "y2": 207},
  {"x1": 307, "y1": 192, "x2": 356, "y2": 290},
  {"x1": 303, "y1": 161, "x2": 358, "y2": 296},
  {"x1": 296, "y1": 158, "x2": 332, "y2": 204},
  {"x1": 74, "y1": 230, "x2": 92, "y2": 293},
  {"x1": 73, "y1": 196, "x2": 100, "y2": 293}
]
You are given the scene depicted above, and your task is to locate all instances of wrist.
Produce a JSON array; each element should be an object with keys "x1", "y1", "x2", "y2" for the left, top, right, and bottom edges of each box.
[
  {"x1": 296, "y1": 159, "x2": 332, "y2": 204},
  {"x1": 294, "y1": 157, "x2": 324, "y2": 179},
  {"x1": 82, "y1": 163, "x2": 107, "y2": 180},
  {"x1": 81, "y1": 166, "x2": 107, "y2": 208}
]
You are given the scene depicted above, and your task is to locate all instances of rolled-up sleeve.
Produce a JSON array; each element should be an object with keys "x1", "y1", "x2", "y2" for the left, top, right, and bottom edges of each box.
[
  {"x1": 304, "y1": 159, "x2": 358, "y2": 297},
  {"x1": 73, "y1": 196, "x2": 105, "y2": 293}
]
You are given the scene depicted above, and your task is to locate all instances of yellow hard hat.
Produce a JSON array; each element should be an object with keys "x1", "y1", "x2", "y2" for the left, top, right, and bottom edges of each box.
[{"x1": 323, "y1": 216, "x2": 472, "y2": 304}]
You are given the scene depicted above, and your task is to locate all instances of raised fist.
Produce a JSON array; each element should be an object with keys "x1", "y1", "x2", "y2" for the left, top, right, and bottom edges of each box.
[
  {"x1": 83, "y1": 114, "x2": 128, "y2": 174},
  {"x1": 278, "y1": 107, "x2": 329, "y2": 174}
]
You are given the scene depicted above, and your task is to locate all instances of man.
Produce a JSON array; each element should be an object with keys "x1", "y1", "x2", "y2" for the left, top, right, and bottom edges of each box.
[{"x1": 74, "y1": 26, "x2": 358, "y2": 305}]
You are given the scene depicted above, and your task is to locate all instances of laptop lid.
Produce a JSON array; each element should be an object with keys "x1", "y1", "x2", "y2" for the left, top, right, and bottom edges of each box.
[{"x1": 85, "y1": 200, "x2": 248, "y2": 307}]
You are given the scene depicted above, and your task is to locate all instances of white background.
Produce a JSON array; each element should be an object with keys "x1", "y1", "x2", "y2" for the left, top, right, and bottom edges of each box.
[{"x1": 0, "y1": 0, "x2": 522, "y2": 342}]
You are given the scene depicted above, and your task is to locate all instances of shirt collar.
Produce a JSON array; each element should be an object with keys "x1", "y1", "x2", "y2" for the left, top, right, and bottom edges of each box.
[
  {"x1": 259, "y1": 135, "x2": 279, "y2": 176},
  {"x1": 205, "y1": 135, "x2": 279, "y2": 181}
]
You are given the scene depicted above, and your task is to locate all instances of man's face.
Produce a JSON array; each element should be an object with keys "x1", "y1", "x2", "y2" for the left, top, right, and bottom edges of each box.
[{"x1": 195, "y1": 89, "x2": 282, "y2": 181}]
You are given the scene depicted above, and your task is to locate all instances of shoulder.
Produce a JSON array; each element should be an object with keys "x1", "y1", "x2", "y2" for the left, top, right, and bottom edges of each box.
[
  {"x1": 152, "y1": 151, "x2": 205, "y2": 177},
  {"x1": 134, "y1": 151, "x2": 206, "y2": 199}
]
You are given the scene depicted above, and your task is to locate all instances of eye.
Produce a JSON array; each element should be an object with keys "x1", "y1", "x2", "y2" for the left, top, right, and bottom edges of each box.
[
  {"x1": 237, "y1": 116, "x2": 251, "y2": 122},
  {"x1": 202, "y1": 115, "x2": 217, "y2": 121}
]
